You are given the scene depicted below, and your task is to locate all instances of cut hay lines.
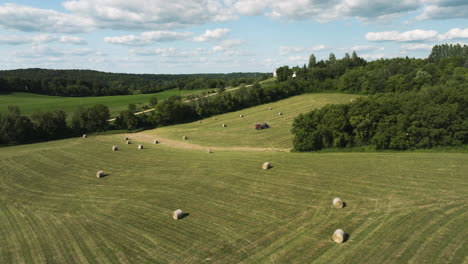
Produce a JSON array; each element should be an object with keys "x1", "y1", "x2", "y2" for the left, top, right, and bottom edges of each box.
[{"x1": 0, "y1": 136, "x2": 466, "y2": 263}]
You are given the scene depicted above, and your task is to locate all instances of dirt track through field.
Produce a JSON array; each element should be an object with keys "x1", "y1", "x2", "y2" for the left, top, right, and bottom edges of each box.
[
  {"x1": 131, "y1": 133, "x2": 290, "y2": 152},
  {"x1": 107, "y1": 85, "x2": 249, "y2": 122}
]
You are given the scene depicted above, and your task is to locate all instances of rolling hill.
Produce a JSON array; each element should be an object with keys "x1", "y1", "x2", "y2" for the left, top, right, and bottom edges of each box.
[
  {"x1": 0, "y1": 93, "x2": 466, "y2": 263},
  {"x1": 142, "y1": 93, "x2": 359, "y2": 149}
]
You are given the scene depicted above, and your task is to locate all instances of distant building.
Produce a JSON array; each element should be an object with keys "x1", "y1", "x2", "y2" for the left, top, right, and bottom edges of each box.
[{"x1": 292, "y1": 71, "x2": 297, "y2": 78}]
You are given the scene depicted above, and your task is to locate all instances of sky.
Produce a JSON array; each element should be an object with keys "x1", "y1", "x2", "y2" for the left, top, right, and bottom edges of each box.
[{"x1": 0, "y1": 0, "x2": 467, "y2": 74}]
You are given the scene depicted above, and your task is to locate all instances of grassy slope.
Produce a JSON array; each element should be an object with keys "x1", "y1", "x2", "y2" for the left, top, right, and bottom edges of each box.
[
  {"x1": 0, "y1": 135, "x2": 466, "y2": 263},
  {"x1": 144, "y1": 93, "x2": 359, "y2": 149},
  {"x1": 0, "y1": 92, "x2": 466, "y2": 263},
  {"x1": 0, "y1": 89, "x2": 204, "y2": 117}
]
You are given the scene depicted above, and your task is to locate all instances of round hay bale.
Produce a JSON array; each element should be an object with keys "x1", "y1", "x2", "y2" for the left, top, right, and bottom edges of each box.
[
  {"x1": 112, "y1": 146, "x2": 119, "y2": 151},
  {"x1": 126, "y1": 140, "x2": 132, "y2": 144},
  {"x1": 124, "y1": 136, "x2": 129, "y2": 140},
  {"x1": 350, "y1": 99, "x2": 355, "y2": 102},
  {"x1": 172, "y1": 209, "x2": 184, "y2": 220},
  {"x1": 154, "y1": 139, "x2": 160, "y2": 144},
  {"x1": 182, "y1": 136, "x2": 188, "y2": 140},
  {"x1": 96, "y1": 171, "x2": 104, "y2": 178},
  {"x1": 333, "y1": 198, "x2": 343, "y2": 208},
  {"x1": 262, "y1": 162, "x2": 271, "y2": 170},
  {"x1": 222, "y1": 124, "x2": 227, "y2": 127},
  {"x1": 332, "y1": 229, "x2": 346, "y2": 243},
  {"x1": 138, "y1": 144, "x2": 144, "y2": 150},
  {"x1": 278, "y1": 112, "x2": 283, "y2": 116},
  {"x1": 240, "y1": 114, "x2": 244, "y2": 118},
  {"x1": 268, "y1": 107, "x2": 272, "y2": 110},
  {"x1": 82, "y1": 134, "x2": 87, "y2": 138},
  {"x1": 208, "y1": 148, "x2": 212, "y2": 153}
]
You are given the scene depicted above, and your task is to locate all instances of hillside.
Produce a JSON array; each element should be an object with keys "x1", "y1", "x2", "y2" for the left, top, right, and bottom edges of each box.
[
  {"x1": 0, "y1": 89, "x2": 203, "y2": 117},
  {"x1": 0, "y1": 132, "x2": 466, "y2": 263},
  {"x1": 140, "y1": 93, "x2": 359, "y2": 149},
  {"x1": 0, "y1": 94, "x2": 466, "y2": 263}
]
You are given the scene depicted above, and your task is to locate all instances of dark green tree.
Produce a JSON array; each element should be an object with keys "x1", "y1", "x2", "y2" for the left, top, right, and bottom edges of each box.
[{"x1": 149, "y1": 96, "x2": 158, "y2": 107}]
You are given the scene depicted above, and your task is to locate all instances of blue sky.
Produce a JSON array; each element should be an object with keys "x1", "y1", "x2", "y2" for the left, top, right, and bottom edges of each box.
[{"x1": 0, "y1": 0, "x2": 467, "y2": 74}]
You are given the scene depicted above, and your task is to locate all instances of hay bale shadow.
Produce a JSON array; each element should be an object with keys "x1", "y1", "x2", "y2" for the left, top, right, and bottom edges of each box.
[
  {"x1": 343, "y1": 233, "x2": 350, "y2": 243},
  {"x1": 99, "y1": 173, "x2": 110, "y2": 178},
  {"x1": 180, "y1": 212, "x2": 190, "y2": 220},
  {"x1": 342, "y1": 202, "x2": 347, "y2": 208}
]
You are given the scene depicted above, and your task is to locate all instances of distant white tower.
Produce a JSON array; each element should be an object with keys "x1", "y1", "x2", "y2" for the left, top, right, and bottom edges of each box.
[
  {"x1": 273, "y1": 69, "x2": 277, "y2": 78},
  {"x1": 292, "y1": 71, "x2": 297, "y2": 78}
]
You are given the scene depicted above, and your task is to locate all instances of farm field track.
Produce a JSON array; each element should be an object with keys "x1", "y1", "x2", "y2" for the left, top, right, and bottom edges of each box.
[
  {"x1": 0, "y1": 134, "x2": 467, "y2": 263},
  {"x1": 0, "y1": 88, "x2": 205, "y2": 117},
  {"x1": 142, "y1": 93, "x2": 359, "y2": 149}
]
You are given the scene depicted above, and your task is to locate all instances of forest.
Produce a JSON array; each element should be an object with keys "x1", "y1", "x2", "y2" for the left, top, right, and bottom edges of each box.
[
  {"x1": 291, "y1": 44, "x2": 468, "y2": 150},
  {"x1": 0, "y1": 69, "x2": 268, "y2": 96},
  {"x1": 1, "y1": 44, "x2": 467, "y2": 149}
]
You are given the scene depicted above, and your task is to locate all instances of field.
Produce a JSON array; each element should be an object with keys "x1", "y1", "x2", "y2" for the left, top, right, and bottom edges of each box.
[
  {"x1": 147, "y1": 93, "x2": 359, "y2": 149},
  {"x1": 0, "y1": 89, "x2": 204, "y2": 117},
  {"x1": 0, "y1": 94, "x2": 466, "y2": 263}
]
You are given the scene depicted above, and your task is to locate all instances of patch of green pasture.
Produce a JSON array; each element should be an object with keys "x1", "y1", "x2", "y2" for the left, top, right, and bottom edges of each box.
[{"x1": 0, "y1": 89, "x2": 204, "y2": 117}]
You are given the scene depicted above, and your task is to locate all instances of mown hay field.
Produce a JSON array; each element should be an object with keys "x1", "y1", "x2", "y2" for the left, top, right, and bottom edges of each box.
[
  {"x1": 0, "y1": 133, "x2": 466, "y2": 263},
  {"x1": 146, "y1": 93, "x2": 359, "y2": 149}
]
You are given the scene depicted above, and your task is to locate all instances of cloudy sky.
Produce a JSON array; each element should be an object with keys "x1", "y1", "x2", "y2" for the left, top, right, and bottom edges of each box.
[{"x1": 0, "y1": 0, "x2": 467, "y2": 74}]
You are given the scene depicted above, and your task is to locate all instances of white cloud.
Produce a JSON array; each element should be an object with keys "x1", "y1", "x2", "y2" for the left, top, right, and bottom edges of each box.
[
  {"x1": 279, "y1": 45, "x2": 329, "y2": 55},
  {"x1": 0, "y1": 1, "x2": 236, "y2": 33},
  {"x1": 360, "y1": 53, "x2": 386, "y2": 60},
  {"x1": 366, "y1": 30, "x2": 439, "y2": 42},
  {"x1": 288, "y1": 56, "x2": 308, "y2": 62},
  {"x1": 0, "y1": 34, "x2": 87, "y2": 45},
  {"x1": 417, "y1": 3, "x2": 468, "y2": 20},
  {"x1": 440, "y1": 28, "x2": 468, "y2": 40},
  {"x1": 104, "y1": 31, "x2": 192, "y2": 45},
  {"x1": 15, "y1": 45, "x2": 100, "y2": 58},
  {"x1": 349, "y1": 46, "x2": 385, "y2": 52},
  {"x1": 367, "y1": 28, "x2": 468, "y2": 42},
  {"x1": 232, "y1": 0, "x2": 269, "y2": 15},
  {"x1": 231, "y1": 0, "x2": 423, "y2": 23},
  {"x1": 0, "y1": 3, "x2": 94, "y2": 33},
  {"x1": 62, "y1": 0, "x2": 237, "y2": 30},
  {"x1": 194, "y1": 28, "x2": 230, "y2": 42},
  {"x1": 228, "y1": 0, "x2": 466, "y2": 23},
  {"x1": 401, "y1": 43, "x2": 433, "y2": 50},
  {"x1": 211, "y1": 39, "x2": 248, "y2": 57},
  {"x1": 59, "y1": 36, "x2": 87, "y2": 45},
  {"x1": 212, "y1": 39, "x2": 245, "y2": 51},
  {"x1": 130, "y1": 48, "x2": 206, "y2": 57}
]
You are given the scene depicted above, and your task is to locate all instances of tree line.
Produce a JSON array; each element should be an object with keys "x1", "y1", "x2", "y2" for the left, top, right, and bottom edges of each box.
[
  {"x1": 291, "y1": 44, "x2": 468, "y2": 151},
  {"x1": 276, "y1": 44, "x2": 468, "y2": 95},
  {"x1": 0, "y1": 68, "x2": 268, "y2": 97},
  {"x1": 0, "y1": 105, "x2": 112, "y2": 145}
]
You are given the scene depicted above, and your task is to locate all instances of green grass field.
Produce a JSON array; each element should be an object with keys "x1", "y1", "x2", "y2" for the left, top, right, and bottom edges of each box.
[
  {"x1": 0, "y1": 89, "x2": 204, "y2": 117},
  {"x1": 146, "y1": 93, "x2": 359, "y2": 149},
  {"x1": 0, "y1": 93, "x2": 466, "y2": 263},
  {"x1": 0, "y1": 135, "x2": 466, "y2": 263}
]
